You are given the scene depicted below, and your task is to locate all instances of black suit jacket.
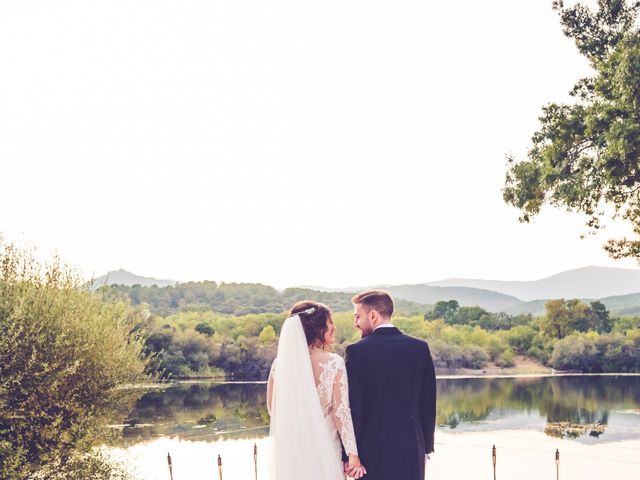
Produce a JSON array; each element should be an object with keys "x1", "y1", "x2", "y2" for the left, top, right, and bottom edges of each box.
[{"x1": 345, "y1": 327, "x2": 436, "y2": 480}]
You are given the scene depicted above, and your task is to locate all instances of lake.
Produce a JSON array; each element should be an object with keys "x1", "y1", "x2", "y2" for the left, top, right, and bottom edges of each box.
[{"x1": 106, "y1": 375, "x2": 640, "y2": 479}]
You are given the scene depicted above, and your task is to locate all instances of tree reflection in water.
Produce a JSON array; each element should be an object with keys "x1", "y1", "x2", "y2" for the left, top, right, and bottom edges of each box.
[
  {"x1": 437, "y1": 376, "x2": 639, "y2": 439},
  {"x1": 110, "y1": 376, "x2": 639, "y2": 445},
  {"x1": 114, "y1": 383, "x2": 269, "y2": 445}
]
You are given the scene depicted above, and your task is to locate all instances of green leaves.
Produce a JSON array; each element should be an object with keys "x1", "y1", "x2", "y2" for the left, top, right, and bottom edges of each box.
[
  {"x1": 504, "y1": 1, "x2": 640, "y2": 259},
  {"x1": 553, "y1": 0, "x2": 640, "y2": 63},
  {"x1": 0, "y1": 242, "x2": 149, "y2": 479}
]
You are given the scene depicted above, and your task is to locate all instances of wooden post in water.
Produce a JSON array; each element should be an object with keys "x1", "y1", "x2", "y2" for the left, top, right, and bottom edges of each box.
[
  {"x1": 254, "y1": 443, "x2": 258, "y2": 480},
  {"x1": 555, "y1": 449, "x2": 560, "y2": 480},
  {"x1": 492, "y1": 445, "x2": 497, "y2": 480},
  {"x1": 218, "y1": 454, "x2": 223, "y2": 480},
  {"x1": 167, "y1": 452, "x2": 174, "y2": 480}
]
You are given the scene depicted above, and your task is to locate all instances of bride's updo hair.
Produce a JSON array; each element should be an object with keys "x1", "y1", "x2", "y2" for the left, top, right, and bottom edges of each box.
[{"x1": 290, "y1": 301, "x2": 333, "y2": 348}]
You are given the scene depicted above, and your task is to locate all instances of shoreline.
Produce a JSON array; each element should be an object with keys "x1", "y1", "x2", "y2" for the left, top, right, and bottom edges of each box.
[
  {"x1": 435, "y1": 371, "x2": 640, "y2": 379},
  {"x1": 119, "y1": 371, "x2": 640, "y2": 389}
]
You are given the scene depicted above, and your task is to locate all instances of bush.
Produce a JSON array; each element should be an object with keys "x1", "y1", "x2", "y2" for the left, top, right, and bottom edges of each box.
[
  {"x1": 495, "y1": 348, "x2": 515, "y2": 368},
  {"x1": 549, "y1": 336, "x2": 599, "y2": 371},
  {"x1": 598, "y1": 334, "x2": 640, "y2": 372},
  {"x1": 195, "y1": 322, "x2": 215, "y2": 337},
  {"x1": 258, "y1": 325, "x2": 277, "y2": 343},
  {"x1": 527, "y1": 333, "x2": 554, "y2": 364},
  {"x1": 430, "y1": 341, "x2": 489, "y2": 369},
  {"x1": 505, "y1": 325, "x2": 536, "y2": 354},
  {"x1": 0, "y1": 241, "x2": 149, "y2": 479},
  {"x1": 461, "y1": 345, "x2": 491, "y2": 368},
  {"x1": 548, "y1": 333, "x2": 640, "y2": 373}
]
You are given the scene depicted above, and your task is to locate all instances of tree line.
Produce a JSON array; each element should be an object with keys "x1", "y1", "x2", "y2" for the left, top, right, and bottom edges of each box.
[
  {"x1": 127, "y1": 285, "x2": 640, "y2": 379},
  {"x1": 102, "y1": 282, "x2": 429, "y2": 317}
]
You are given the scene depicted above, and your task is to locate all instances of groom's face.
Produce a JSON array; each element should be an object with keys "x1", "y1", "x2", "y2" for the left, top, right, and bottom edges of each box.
[{"x1": 353, "y1": 303, "x2": 374, "y2": 338}]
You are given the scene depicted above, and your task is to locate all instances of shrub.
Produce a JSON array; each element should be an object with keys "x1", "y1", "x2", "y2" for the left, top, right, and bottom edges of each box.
[
  {"x1": 505, "y1": 325, "x2": 536, "y2": 354},
  {"x1": 258, "y1": 325, "x2": 277, "y2": 343},
  {"x1": 195, "y1": 322, "x2": 215, "y2": 337},
  {"x1": 0, "y1": 241, "x2": 149, "y2": 479},
  {"x1": 495, "y1": 348, "x2": 515, "y2": 368}
]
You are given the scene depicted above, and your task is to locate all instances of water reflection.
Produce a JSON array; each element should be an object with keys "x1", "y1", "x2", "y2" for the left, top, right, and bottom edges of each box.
[
  {"x1": 437, "y1": 376, "x2": 640, "y2": 439},
  {"x1": 111, "y1": 376, "x2": 640, "y2": 445},
  {"x1": 115, "y1": 383, "x2": 269, "y2": 445}
]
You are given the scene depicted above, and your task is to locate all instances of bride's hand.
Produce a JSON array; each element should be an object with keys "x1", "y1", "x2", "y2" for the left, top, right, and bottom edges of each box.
[{"x1": 347, "y1": 454, "x2": 366, "y2": 479}]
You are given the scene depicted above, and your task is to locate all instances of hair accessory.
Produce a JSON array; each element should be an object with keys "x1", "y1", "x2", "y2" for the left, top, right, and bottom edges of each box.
[{"x1": 299, "y1": 307, "x2": 316, "y2": 315}]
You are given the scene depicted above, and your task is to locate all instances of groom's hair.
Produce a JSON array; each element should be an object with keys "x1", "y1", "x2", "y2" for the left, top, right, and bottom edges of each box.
[{"x1": 351, "y1": 290, "x2": 394, "y2": 319}]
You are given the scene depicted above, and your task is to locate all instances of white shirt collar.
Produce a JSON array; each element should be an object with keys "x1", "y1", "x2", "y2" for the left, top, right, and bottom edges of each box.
[{"x1": 374, "y1": 323, "x2": 394, "y2": 331}]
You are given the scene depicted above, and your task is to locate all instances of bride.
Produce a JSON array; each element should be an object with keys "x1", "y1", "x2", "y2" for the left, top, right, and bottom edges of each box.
[{"x1": 267, "y1": 301, "x2": 366, "y2": 479}]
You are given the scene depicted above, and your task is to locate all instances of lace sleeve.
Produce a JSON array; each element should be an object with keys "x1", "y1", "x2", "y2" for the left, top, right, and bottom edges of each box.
[
  {"x1": 332, "y1": 356, "x2": 358, "y2": 456},
  {"x1": 267, "y1": 359, "x2": 276, "y2": 415}
]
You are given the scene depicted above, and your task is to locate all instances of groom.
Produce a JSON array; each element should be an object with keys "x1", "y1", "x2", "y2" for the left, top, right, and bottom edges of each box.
[{"x1": 345, "y1": 290, "x2": 436, "y2": 480}]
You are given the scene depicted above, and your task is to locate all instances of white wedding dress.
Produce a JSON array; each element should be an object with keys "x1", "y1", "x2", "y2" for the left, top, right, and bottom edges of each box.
[{"x1": 267, "y1": 315, "x2": 358, "y2": 480}]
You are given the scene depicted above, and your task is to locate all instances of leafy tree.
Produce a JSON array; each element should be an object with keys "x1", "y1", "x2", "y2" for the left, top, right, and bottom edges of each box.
[
  {"x1": 258, "y1": 325, "x2": 277, "y2": 343},
  {"x1": 540, "y1": 299, "x2": 575, "y2": 339},
  {"x1": 568, "y1": 299, "x2": 596, "y2": 332},
  {"x1": 506, "y1": 325, "x2": 537, "y2": 354},
  {"x1": 195, "y1": 322, "x2": 215, "y2": 337},
  {"x1": 503, "y1": 0, "x2": 640, "y2": 259},
  {"x1": 0, "y1": 241, "x2": 149, "y2": 479},
  {"x1": 539, "y1": 298, "x2": 603, "y2": 338},
  {"x1": 425, "y1": 300, "x2": 460, "y2": 323},
  {"x1": 424, "y1": 303, "x2": 528, "y2": 330},
  {"x1": 611, "y1": 314, "x2": 640, "y2": 331},
  {"x1": 539, "y1": 299, "x2": 615, "y2": 339},
  {"x1": 453, "y1": 306, "x2": 489, "y2": 326},
  {"x1": 590, "y1": 300, "x2": 613, "y2": 332}
]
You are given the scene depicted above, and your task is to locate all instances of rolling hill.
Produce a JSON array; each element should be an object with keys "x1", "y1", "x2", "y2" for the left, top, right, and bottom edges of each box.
[
  {"x1": 426, "y1": 266, "x2": 640, "y2": 301},
  {"x1": 384, "y1": 285, "x2": 522, "y2": 312},
  {"x1": 92, "y1": 269, "x2": 176, "y2": 288},
  {"x1": 95, "y1": 266, "x2": 640, "y2": 316}
]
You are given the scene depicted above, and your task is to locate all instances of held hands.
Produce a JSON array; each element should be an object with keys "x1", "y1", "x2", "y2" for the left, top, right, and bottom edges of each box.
[{"x1": 344, "y1": 454, "x2": 367, "y2": 479}]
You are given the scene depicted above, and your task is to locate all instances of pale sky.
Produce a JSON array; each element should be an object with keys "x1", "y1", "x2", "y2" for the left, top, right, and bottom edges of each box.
[{"x1": 1, "y1": 0, "x2": 638, "y2": 288}]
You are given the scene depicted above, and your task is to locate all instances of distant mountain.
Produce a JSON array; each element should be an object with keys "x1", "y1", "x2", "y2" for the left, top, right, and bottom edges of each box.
[
  {"x1": 314, "y1": 267, "x2": 640, "y2": 315},
  {"x1": 384, "y1": 285, "x2": 522, "y2": 313},
  {"x1": 92, "y1": 269, "x2": 176, "y2": 288},
  {"x1": 597, "y1": 292, "x2": 640, "y2": 316},
  {"x1": 503, "y1": 292, "x2": 640, "y2": 316},
  {"x1": 302, "y1": 284, "x2": 524, "y2": 312},
  {"x1": 297, "y1": 285, "x2": 391, "y2": 293},
  {"x1": 502, "y1": 299, "x2": 548, "y2": 316},
  {"x1": 427, "y1": 266, "x2": 640, "y2": 301},
  {"x1": 97, "y1": 266, "x2": 640, "y2": 317},
  {"x1": 357, "y1": 286, "x2": 640, "y2": 317}
]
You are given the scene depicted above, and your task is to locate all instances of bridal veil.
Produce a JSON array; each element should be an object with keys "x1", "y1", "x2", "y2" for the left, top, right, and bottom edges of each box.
[{"x1": 269, "y1": 314, "x2": 345, "y2": 480}]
